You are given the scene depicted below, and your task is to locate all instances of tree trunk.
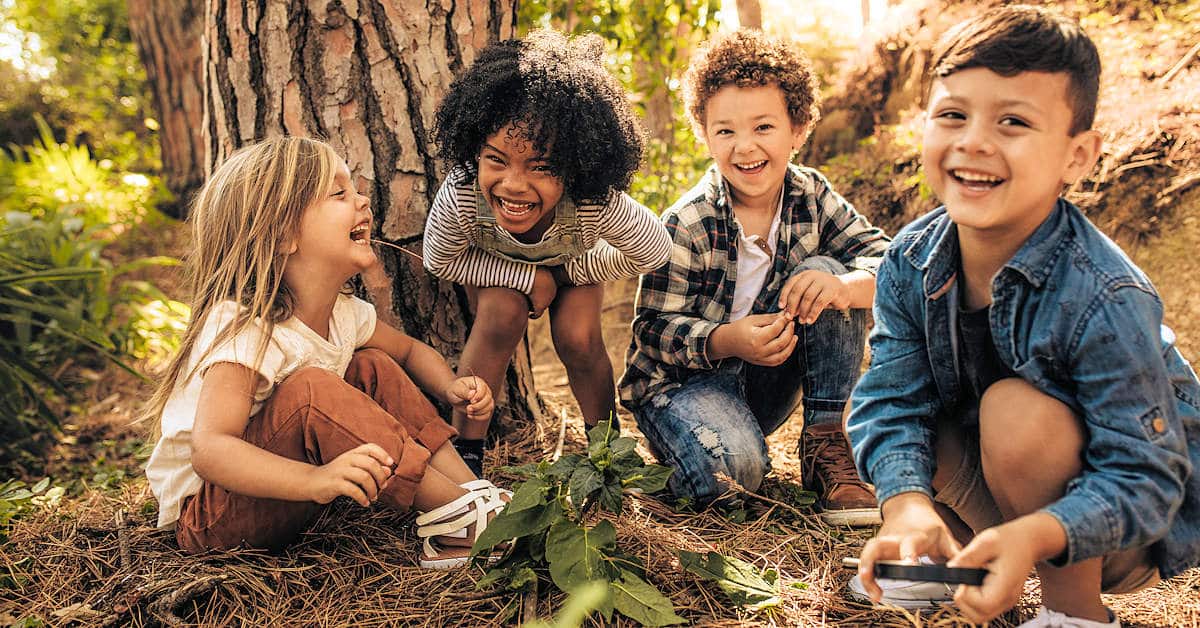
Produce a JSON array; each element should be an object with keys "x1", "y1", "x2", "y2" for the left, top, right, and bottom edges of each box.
[
  {"x1": 736, "y1": 0, "x2": 762, "y2": 30},
  {"x1": 127, "y1": 0, "x2": 205, "y2": 219},
  {"x1": 202, "y1": 0, "x2": 544, "y2": 434}
]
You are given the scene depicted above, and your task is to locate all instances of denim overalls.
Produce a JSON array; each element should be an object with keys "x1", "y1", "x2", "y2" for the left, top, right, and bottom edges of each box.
[{"x1": 473, "y1": 185, "x2": 587, "y2": 265}]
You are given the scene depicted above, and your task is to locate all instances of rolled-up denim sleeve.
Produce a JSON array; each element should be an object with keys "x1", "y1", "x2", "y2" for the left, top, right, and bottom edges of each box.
[
  {"x1": 1042, "y1": 287, "x2": 1191, "y2": 566},
  {"x1": 846, "y1": 244, "x2": 942, "y2": 506}
]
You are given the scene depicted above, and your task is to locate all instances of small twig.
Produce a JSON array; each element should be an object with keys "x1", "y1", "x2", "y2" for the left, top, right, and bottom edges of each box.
[
  {"x1": 442, "y1": 588, "x2": 512, "y2": 602},
  {"x1": 1160, "y1": 40, "x2": 1200, "y2": 84},
  {"x1": 114, "y1": 509, "x2": 130, "y2": 571},
  {"x1": 522, "y1": 577, "x2": 538, "y2": 624},
  {"x1": 148, "y1": 575, "x2": 229, "y2": 626},
  {"x1": 552, "y1": 407, "x2": 567, "y2": 462},
  {"x1": 370, "y1": 238, "x2": 425, "y2": 262}
]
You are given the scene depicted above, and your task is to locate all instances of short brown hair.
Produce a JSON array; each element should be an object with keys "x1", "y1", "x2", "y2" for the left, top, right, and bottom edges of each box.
[
  {"x1": 683, "y1": 29, "x2": 820, "y2": 134},
  {"x1": 932, "y1": 5, "x2": 1100, "y2": 135}
]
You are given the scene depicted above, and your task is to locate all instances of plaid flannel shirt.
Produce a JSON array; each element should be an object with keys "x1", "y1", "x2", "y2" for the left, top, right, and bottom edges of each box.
[{"x1": 618, "y1": 163, "x2": 892, "y2": 408}]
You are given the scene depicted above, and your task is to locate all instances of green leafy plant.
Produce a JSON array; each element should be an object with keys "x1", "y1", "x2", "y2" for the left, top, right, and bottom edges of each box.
[
  {"x1": 678, "y1": 550, "x2": 781, "y2": 612},
  {"x1": 0, "y1": 478, "x2": 64, "y2": 541},
  {"x1": 471, "y1": 419, "x2": 683, "y2": 626},
  {"x1": 0, "y1": 116, "x2": 182, "y2": 437}
]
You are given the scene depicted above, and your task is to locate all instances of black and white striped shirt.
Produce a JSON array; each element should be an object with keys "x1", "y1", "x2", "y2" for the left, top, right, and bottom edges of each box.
[{"x1": 423, "y1": 167, "x2": 672, "y2": 293}]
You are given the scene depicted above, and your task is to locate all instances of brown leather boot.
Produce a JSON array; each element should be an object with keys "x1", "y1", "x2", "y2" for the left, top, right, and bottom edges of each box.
[{"x1": 800, "y1": 423, "x2": 881, "y2": 527}]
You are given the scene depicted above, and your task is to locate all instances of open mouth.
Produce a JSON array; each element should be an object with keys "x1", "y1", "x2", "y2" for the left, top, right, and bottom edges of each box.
[
  {"x1": 349, "y1": 222, "x2": 370, "y2": 244},
  {"x1": 950, "y1": 168, "x2": 1005, "y2": 191},
  {"x1": 734, "y1": 160, "x2": 767, "y2": 174},
  {"x1": 497, "y1": 197, "x2": 537, "y2": 217}
]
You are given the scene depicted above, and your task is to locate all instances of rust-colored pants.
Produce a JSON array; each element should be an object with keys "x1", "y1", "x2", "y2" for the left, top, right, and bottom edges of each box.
[{"x1": 176, "y1": 349, "x2": 457, "y2": 553}]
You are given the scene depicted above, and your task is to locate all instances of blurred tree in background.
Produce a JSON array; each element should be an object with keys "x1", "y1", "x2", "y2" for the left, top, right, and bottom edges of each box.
[{"x1": 0, "y1": 0, "x2": 157, "y2": 171}]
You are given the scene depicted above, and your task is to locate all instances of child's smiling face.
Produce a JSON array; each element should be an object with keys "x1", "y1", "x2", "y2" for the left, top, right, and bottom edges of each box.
[
  {"x1": 702, "y1": 84, "x2": 808, "y2": 210},
  {"x1": 923, "y1": 67, "x2": 1101, "y2": 238},
  {"x1": 290, "y1": 158, "x2": 375, "y2": 279},
  {"x1": 477, "y1": 123, "x2": 565, "y2": 236}
]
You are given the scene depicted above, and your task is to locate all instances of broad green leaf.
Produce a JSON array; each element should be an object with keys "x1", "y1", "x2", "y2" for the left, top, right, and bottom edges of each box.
[
  {"x1": 506, "y1": 476, "x2": 548, "y2": 513},
  {"x1": 546, "y1": 519, "x2": 615, "y2": 592},
  {"x1": 598, "y1": 479, "x2": 623, "y2": 514},
  {"x1": 567, "y1": 465, "x2": 603, "y2": 505},
  {"x1": 622, "y1": 464, "x2": 673, "y2": 493},
  {"x1": 472, "y1": 499, "x2": 561, "y2": 555},
  {"x1": 547, "y1": 453, "x2": 585, "y2": 480},
  {"x1": 611, "y1": 569, "x2": 685, "y2": 626},
  {"x1": 609, "y1": 437, "x2": 637, "y2": 457},
  {"x1": 677, "y1": 550, "x2": 781, "y2": 611},
  {"x1": 30, "y1": 478, "x2": 50, "y2": 494}
]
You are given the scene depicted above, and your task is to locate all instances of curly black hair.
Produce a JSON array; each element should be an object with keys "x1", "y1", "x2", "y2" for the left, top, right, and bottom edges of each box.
[
  {"x1": 433, "y1": 29, "x2": 645, "y2": 202},
  {"x1": 683, "y1": 29, "x2": 820, "y2": 136}
]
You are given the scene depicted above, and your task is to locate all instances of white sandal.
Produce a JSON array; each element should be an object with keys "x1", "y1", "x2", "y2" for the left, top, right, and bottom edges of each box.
[{"x1": 415, "y1": 479, "x2": 510, "y2": 569}]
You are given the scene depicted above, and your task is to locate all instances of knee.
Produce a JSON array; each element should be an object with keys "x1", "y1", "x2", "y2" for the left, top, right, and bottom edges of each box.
[
  {"x1": 472, "y1": 289, "x2": 529, "y2": 344},
  {"x1": 552, "y1": 323, "x2": 606, "y2": 370},
  {"x1": 978, "y1": 378, "x2": 1082, "y2": 475},
  {"x1": 680, "y1": 425, "x2": 770, "y2": 499}
]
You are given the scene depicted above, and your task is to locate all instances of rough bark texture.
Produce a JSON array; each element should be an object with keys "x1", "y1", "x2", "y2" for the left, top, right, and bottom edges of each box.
[
  {"x1": 735, "y1": 0, "x2": 762, "y2": 30},
  {"x1": 202, "y1": 0, "x2": 544, "y2": 432},
  {"x1": 128, "y1": 0, "x2": 205, "y2": 219}
]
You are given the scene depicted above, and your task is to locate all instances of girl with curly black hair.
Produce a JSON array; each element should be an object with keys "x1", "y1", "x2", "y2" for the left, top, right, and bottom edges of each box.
[{"x1": 423, "y1": 29, "x2": 671, "y2": 476}]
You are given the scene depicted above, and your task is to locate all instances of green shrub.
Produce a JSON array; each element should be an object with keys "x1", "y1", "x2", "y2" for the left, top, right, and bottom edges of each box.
[{"x1": 0, "y1": 116, "x2": 184, "y2": 437}]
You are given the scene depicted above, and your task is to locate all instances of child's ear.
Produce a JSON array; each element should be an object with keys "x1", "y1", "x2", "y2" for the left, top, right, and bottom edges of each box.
[
  {"x1": 1063, "y1": 129, "x2": 1102, "y2": 185},
  {"x1": 284, "y1": 239, "x2": 298, "y2": 255},
  {"x1": 790, "y1": 122, "x2": 813, "y2": 153}
]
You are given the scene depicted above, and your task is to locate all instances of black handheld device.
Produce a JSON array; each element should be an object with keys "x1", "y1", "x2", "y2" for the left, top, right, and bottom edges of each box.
[{"x1": 842, "y1": 557, "x2": 988, "y2": 586}]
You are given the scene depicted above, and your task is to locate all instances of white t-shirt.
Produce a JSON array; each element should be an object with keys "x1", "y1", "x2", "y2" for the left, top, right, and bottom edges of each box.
[
  {"x1": 729, "y1": 203, "x2": 783, "y2": 322},
  {"x1": 145, "y1": 294, "x2": 378, "y2": 528}
]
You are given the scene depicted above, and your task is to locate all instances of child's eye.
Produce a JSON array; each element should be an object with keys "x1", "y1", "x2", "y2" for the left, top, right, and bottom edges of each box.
[
  {"x1": 531, "y1": 163, "x2": 553, "y2": 173},
  {"x1": 756, "y1": 124, "x2": 774, "y2": 132},
  {"x1": 713, "y1": 128, "x2": 733, "y2": 136},
  {"x1": 999, "y1": 116, "x2": 1030, "y2": 128},
  {"x1": 935, "y1": 110, "x2": 965, "y2": 121},
  {"x1": 332, "y1": 189, "x2": 346, "y2": 198}
]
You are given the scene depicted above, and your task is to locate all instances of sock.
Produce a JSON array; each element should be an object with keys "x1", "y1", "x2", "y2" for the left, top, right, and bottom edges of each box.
[{"x1": 456, "y1": 438, "x2": 485, "y2": 477}]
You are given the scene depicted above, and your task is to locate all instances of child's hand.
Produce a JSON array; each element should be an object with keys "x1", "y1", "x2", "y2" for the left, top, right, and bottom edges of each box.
[
  {"x1": 857, "y1": 493, "x2": 962, "y2": 602},
  {"x1": 308, "y1": 443, "x2": 394, "y2": 507},
  {"x1": 948, "y1": 520, "x2": 1045, "y2": 623},
  {"x1": 725, "y1": 312, "x2": 797, "y2": 366},
  {"x1": 779, "y1": 270, "x2": 852, "y2": 325},
  {"x1": 529, "y1": 267, "x2": 558, "y2": 319},
  {"x1": 446, "y1": 375, "x2": 494, "y2": 422}
]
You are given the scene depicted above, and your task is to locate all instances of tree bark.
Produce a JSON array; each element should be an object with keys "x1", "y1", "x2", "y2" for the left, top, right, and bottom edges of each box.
[
  {"x1": 736, "y1": 0, "x2": 762, "y2": 30},
  {"x1": 127, "y1": 0, "x2": 205, "y2": 219},
  {"x1": 201, "y1": 0, "x2": 544, "y2": 434}
]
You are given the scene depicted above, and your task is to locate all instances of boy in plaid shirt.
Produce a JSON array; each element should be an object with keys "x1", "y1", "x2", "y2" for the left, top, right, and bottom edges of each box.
[{"x1": 619, "y1": 30, "x2": 890, "y2": 525}]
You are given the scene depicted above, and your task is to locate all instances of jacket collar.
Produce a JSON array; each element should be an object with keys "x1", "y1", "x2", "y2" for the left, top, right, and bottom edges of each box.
[{"x1": 904, "y1": 198, "x2": 1073, "y2": 296}]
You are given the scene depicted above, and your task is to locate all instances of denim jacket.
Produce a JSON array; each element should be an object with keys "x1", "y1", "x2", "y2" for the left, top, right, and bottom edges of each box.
[{"x1": 847, "y1": 199, "x2": 1200, "y2": 578}]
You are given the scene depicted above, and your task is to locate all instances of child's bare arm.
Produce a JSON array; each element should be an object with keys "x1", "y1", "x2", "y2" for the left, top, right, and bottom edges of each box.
[
  {"x1": 363, "y1": 322, "x2": 493, "y2": 421},
  {"x1": 949, "y1": 513, "x2": 1068, "y2": 623},
  {"x1": 191, "y1": 363, "x2": 393, "y2": 506},
  {"x1": 778, "y1": 268, "x2": 876, "y2": 324}
]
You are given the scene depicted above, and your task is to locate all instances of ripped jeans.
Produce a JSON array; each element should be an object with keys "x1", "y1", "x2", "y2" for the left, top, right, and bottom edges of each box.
[{"x1": 631, "y1": 257, "x2": 867, "y2": 504}]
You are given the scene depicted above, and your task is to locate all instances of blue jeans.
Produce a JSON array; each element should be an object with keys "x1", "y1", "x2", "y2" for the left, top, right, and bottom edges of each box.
[{"x1": 631, "y1": 256, "x2": 868, "y2": 503}]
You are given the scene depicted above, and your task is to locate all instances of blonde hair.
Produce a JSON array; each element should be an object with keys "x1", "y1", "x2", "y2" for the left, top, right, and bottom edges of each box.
[{"x1": 139, "y1": 136, "x2": 340, "y2": 435}]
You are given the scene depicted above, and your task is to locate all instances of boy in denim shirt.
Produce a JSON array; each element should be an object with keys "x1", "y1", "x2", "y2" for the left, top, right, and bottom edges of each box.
[
  {"x1": 847, "y1": 6, "x2": 1200, "y2": 626},
  {"x1": 620, "y1": 30, "x2": 891, "y2": 525}
]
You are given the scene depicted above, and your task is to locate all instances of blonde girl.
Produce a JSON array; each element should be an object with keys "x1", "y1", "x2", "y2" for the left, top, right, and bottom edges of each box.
[{"x1": 142, "y1": 136, "x2": 507, "y2": 568}]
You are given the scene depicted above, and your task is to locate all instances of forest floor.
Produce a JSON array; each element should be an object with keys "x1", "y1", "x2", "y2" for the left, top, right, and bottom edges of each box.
[
  {"x1": 4, "y1": 2, "x2": 1200, "y2": 625},
  {"x1": 1, "y1": 251, "x2": 1198, "y2": 626}
]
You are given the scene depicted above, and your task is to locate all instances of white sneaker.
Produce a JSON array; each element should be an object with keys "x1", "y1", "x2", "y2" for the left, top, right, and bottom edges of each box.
[
  {"x1": 847, "y1": 556, "x2": 957, "y2": 610},
  {"x1": 1018, "y1": 605, "x2": 1120, "y2": 627}
]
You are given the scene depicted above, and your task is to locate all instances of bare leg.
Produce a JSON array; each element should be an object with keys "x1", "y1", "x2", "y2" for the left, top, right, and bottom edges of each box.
[
  {"x1": 978, "y1": 378, "x2": 1108, "y2": 623},
  {"x1": 456, "y1": 286, "x2": 530, "y2": 439},
  {"x1": 931, "y1": 414, "x2": 977, "y2": 547},
  {"x1": 548, "y1": 283, "x2": 616, "y2": 427}
]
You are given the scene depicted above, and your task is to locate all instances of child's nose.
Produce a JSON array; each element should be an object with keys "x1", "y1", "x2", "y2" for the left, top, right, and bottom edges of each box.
[{"x1": 956, "y1": 121, "x2": 995, "y2": 154}]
